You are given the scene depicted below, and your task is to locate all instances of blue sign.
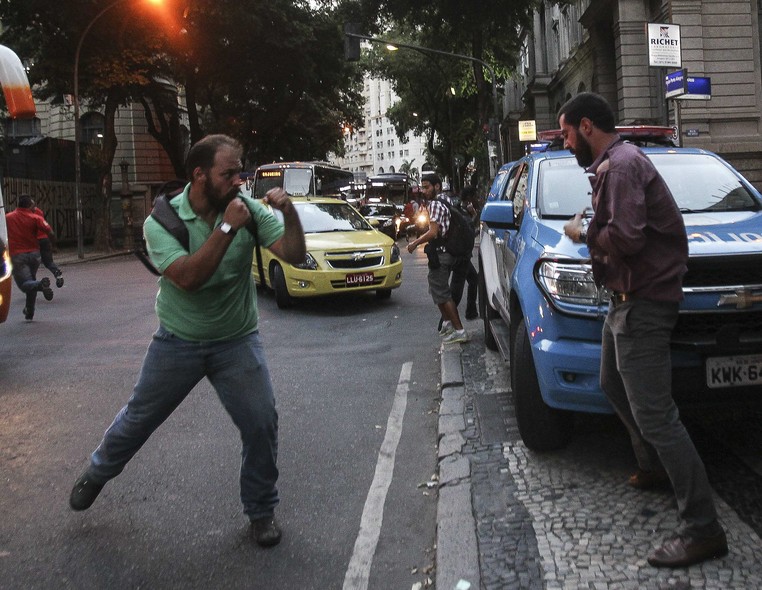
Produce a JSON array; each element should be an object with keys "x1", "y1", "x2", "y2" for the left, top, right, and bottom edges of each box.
[
  {"x1": 683, "y1": 76, "x2": 711, "y2": 100},
  {"x1": 665, "y1": 69, "x2": 687, "y2": 98}
]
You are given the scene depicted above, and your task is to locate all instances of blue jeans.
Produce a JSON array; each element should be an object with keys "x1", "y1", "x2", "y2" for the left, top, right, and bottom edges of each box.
[
  {"x1": 89, "y1": 326, "x2": 279, "y2": 520},
  {"x1": 601, "y1": 298, "x2": 720, "y2": 538},
  {"x1": 10, "y1": 252, "x2": 43, "y2": 314}
]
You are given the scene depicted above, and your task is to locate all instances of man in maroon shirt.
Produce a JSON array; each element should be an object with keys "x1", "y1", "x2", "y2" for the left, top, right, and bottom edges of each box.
[
  {"x1": 5, "y1": 194, "x2": 55, "y2": 320},
  {"x1": 560, "y1": 93, "x2": 727, "y2": 568}
]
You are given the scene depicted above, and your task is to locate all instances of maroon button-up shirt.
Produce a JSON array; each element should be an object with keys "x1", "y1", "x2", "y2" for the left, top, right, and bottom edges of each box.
[{"x1": 586, "y1": 137, "x2": 688, "y2": 302}]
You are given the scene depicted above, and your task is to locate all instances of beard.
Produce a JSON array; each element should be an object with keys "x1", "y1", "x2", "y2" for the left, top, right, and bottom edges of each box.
[
  {"x1": 204, "y1": 176, "x2": 239, "y2": 212},
  {"x1": 571, "y1": 132, "x2": 594, "y2": 168}
]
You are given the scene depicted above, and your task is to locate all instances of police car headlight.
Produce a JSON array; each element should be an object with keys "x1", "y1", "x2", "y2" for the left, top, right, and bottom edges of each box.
[
  {"x1": 535, "y1": 260, "x2": 605, "y2": 306},
  {"x1": 390, "y1": 243, "x2": 401, "y2": 263},
  {"x1": 294, "y1": 253, "x2": 318, "y2": 270}
]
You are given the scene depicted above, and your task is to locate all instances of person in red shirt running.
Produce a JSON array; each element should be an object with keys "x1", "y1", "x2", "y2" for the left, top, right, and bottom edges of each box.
[
  {"x1": 32, "y1": 201, "x2": 64, "y2": 288},
  {"x1": 5, "y1": 194, "x2": 55, "y2": 320}
]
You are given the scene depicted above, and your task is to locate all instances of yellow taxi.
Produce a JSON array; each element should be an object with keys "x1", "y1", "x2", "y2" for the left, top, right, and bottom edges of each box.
[{"x1": 252, "y1": 196, "x2": 403, "y2": 308}]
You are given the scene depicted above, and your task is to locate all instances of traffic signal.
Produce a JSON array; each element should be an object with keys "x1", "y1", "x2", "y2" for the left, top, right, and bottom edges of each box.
[{"x1": 344, "y1": 23, "x2": 361, "y2": 61}]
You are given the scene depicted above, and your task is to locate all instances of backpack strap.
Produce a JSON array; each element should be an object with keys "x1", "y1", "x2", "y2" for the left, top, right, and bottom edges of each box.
[
  {"x1": 133, "y1": 194, "x2": 188, "y2": 276},
  {"x1": 135, "y1": 193, "x2": 266, "y2": 286}
]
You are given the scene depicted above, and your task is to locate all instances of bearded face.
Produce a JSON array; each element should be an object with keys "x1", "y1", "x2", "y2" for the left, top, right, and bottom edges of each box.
[
  {"x1": 204, "y1": 173, "x2": 240, "y2": 212},
  {"x1": 570, "y1": 127, "x2": 595, "y2": 168}
]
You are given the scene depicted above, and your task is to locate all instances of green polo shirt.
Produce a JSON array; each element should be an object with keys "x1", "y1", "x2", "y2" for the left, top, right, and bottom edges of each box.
[{"x1": 144, "y1": 186, "x2": 284, "y2": 341}]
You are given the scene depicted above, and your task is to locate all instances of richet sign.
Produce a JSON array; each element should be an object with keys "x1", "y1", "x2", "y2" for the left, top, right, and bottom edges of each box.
[{"x1": 647, "y1": 23, "x2": 681, "y2": 68}]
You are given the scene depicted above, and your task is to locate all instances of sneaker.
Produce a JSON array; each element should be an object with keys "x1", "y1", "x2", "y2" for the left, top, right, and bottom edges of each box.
[
  {"x1": 69, "y1": 470, "x2": 105, "y2": 511},
  {"x1": 250, "y1": 516, "x2": 282, "y2": 547},
  {"x1": 55, "y1": 275, "x2": 64, "y2": 288},
  {"x1": 23, "y1": 307, "x2": 34, "y2": 321},
  {"x1": 465, "y1": 304, "x2": 478, "y2": 320},
  {"x1": 443, "y1": 328, "x2": 469, "y2": 344},
  {"x1": 438, "y1": 320, "x2": 454, "y2": 337},
  {"x1": 38, "y1": 277, "x2": 53, "y2": 301}
]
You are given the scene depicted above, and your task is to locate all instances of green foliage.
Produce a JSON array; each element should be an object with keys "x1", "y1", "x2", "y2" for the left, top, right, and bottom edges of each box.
[
  {"x1": 0, "y1": 0, "x2": 363, "y2": 172},
  {"x1": 348, "y1": 0, "x2": 541, "y2": 185}
]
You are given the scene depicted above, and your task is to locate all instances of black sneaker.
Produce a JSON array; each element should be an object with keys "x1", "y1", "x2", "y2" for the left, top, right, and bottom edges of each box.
[
  {"x1": 23, "y1": 307, "x2": 34, "y2": 321},
  {"x1": 69, "y1": 470, "x2": 105, "y2": 511},
  {"x1": 38, "y1": 277, "x2": 54, "y2": 301},
  {"x1": 250, "y1": 516, "x2": 282, "y2": 547},
  {"x1": 55, "y1": 275, "x2": 64, "y2": 288}
]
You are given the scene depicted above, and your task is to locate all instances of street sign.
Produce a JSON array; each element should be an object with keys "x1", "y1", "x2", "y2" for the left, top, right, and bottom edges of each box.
[
  {"x1": 677, "y1": 76, "x2": 711, "y2": 100},
  {"x1": 518, "y1": 120, "x2": 537, "y2": 142},
  {"x1": 665, "y1": 69, "x2": 687, "y2": 99},
  {"x1": 647, "y1": 23, "x2": 681, "y2": 68}
]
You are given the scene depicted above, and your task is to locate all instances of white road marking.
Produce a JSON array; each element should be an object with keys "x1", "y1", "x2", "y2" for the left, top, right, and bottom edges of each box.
[{"x1": 342, "y1": 362, "x2": 412, "y2": 590}]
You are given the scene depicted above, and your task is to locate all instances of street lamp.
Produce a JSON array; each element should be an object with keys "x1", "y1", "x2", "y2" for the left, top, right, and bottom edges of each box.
[{"x1": 73, "y1": 0, "x2": 162, "y2": 258}]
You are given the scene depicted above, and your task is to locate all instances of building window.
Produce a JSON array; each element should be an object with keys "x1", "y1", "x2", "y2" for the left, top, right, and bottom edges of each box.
[{"x1": 81, "y1": 111, "x2": 105, "y2": 144}]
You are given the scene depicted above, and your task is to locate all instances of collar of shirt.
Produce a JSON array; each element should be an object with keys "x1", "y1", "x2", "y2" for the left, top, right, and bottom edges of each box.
[{"x1": 585, "y1": 134, "x2": 622, "y2": 175}]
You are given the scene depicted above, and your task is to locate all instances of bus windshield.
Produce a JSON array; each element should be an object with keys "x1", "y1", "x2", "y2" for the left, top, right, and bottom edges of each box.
[{"x1": 253, "y1": 164, "x2": 354, "y2": 199}]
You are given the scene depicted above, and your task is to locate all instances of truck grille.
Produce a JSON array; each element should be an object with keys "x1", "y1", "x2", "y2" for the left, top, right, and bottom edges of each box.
[
  {"x1": 683, "y1": 254, "x2": 762, "y2": 287},
  {"x1": 675, "y1": 254, "x2": 762, "y2": 348}
]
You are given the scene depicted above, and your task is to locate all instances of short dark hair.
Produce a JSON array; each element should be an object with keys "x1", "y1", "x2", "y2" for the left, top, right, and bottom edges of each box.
[
  {"x1": 18, "y1": 194, "x2": 33, "y2": 208},
  {"x1": 185, "y1": 134, "x2": 242, "y2": 179},
  {"x1": 558, "y1": 92, "x2": 616, "y2": 133},
  {"x1": 421, "y1": 173, "x2": 442, "y2": 188},
  {"x1": 460, "y1": 185, "x2": 476, "y2": 202}
]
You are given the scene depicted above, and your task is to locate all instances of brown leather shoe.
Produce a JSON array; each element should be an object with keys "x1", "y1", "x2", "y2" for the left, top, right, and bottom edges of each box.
[
  {"x1": 647, "y1": 530, "x2": 728, "y2": 568},
  {"x1": 628, "y1": 468, "x2": 670, "y2": 490}
]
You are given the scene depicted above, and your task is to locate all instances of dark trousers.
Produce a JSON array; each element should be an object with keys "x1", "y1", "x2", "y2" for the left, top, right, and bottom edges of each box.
[
  {"x1": 11, "y1": 252, "x2": 43, "y2": 314},
  {"x1": 450, "y1": 257, "x2": 477, "y2": 309},
  {"x1": 600, "y1": 298, "x2": 720, "y2": 538},
  {"x1": 38, "y1": 238, "x2": 61, "y2": 277}
]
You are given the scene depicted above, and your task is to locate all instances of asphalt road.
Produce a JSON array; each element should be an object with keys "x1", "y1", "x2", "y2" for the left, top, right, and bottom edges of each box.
[{"x1": 0, "y1": 247, "x2": 444, "y2": 590}]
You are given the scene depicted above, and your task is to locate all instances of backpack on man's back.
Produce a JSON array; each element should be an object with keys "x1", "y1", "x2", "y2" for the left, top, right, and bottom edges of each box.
[{"x1": 434, "y1": 198, "x2": 475, "y2": 258}]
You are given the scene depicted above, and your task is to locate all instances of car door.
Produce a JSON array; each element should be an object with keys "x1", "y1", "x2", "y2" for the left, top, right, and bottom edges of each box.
[{"x1": 497, "y1": 162, "x2": 529, "y2": 313}]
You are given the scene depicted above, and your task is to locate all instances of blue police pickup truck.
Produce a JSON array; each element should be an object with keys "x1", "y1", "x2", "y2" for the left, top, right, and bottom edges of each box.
[{"x1": 478, "y1": 126, "x2": 762, "y2": 451}]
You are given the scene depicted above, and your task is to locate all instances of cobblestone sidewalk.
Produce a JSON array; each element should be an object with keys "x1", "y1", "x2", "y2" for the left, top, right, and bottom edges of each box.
[{"x1": 437, "y1": 322, "x2": 762, "y2": 590}]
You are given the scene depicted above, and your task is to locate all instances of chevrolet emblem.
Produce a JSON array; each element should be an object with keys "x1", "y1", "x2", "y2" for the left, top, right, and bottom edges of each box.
[
  {"x1": 352, "y1": 252, "x2": 366, "y2": 262},
  {"x1": 717, "y1": 289, "x2": 762, "y2": 310}
]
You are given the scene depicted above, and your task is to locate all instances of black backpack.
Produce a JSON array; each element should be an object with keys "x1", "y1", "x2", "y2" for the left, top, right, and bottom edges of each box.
[
  {"x1": 134, "y1": 187, "x2": 265, "y2": 286},
  {"x1": 434, "y1": 198, "x2": 475, "y2": 258}
]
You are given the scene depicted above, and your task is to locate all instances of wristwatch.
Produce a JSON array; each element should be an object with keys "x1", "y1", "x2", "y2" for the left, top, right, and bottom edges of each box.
[{"x1": 218, "y1": 222, "x2": 237, "y2": 236}]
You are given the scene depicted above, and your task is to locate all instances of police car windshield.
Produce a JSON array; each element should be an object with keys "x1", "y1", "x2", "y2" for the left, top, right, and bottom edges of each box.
[
  {"x1": 649, "y1": 153, "x2": 759, "y2": 212},
  {"x1": 537, "y1": 152, "x2": 760, "y2": 218}
]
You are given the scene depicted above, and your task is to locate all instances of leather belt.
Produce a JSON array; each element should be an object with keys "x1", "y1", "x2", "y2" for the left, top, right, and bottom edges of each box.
[{"x1": 611, "y1": 292, "x2": 631, "y2": 304}]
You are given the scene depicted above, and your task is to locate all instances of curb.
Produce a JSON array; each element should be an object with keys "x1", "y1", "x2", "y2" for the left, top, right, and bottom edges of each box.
[
  {"x1": 436, "y1": 343, "x2": 480, "y2": 590},
  {"x1": 56, "y1": 249, "x2": 133, "y2": 267}
]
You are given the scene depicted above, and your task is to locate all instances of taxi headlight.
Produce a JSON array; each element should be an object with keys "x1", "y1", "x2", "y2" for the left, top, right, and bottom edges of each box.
[
  {"x1": 535, "y1": 260, "x2": 604, "y2": 306},
  {"x1": 390, "y1": 243, "x2": 401, "y2": 263},
  {"x1": 294, "y1": 252, "x2": 318, "y2": 270}
]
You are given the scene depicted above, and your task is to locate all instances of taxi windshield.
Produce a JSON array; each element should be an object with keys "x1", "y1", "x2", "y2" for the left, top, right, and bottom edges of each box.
[{"x1": 271, "y1": 202, "x2": 372, "y2": 233}]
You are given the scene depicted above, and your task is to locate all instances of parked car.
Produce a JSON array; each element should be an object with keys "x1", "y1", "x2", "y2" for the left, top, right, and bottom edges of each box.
[
  {"x1": 252, "y1": 197, "x2": 403, "y2": 308},
  {"x1": 359, "y1": 202, "x2": 401, "y2": 239},
  {"x1": 479, "y1": 126, "x2": 762, "y2": 451}
]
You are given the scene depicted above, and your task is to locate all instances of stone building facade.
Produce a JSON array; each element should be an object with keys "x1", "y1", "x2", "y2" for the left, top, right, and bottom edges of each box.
[{"x1": 505, "y1": 0, "x2": 762, "y2": 189}]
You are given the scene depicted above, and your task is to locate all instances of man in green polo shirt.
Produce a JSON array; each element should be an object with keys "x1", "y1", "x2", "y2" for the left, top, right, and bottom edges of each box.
[{"x1": 68, "y1": 134, "x2": 305, "y2": 548}]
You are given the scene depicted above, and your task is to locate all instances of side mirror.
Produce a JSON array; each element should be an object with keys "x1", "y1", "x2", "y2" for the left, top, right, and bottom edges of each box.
[{"x1": 479, "y1": 201, "x2": 517, "y2": 230}]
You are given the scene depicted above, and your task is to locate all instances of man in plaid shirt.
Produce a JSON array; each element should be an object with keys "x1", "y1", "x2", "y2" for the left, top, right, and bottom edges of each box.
[{"x1": 407, "y1": 173, "x2": 468, "y2": 343}]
